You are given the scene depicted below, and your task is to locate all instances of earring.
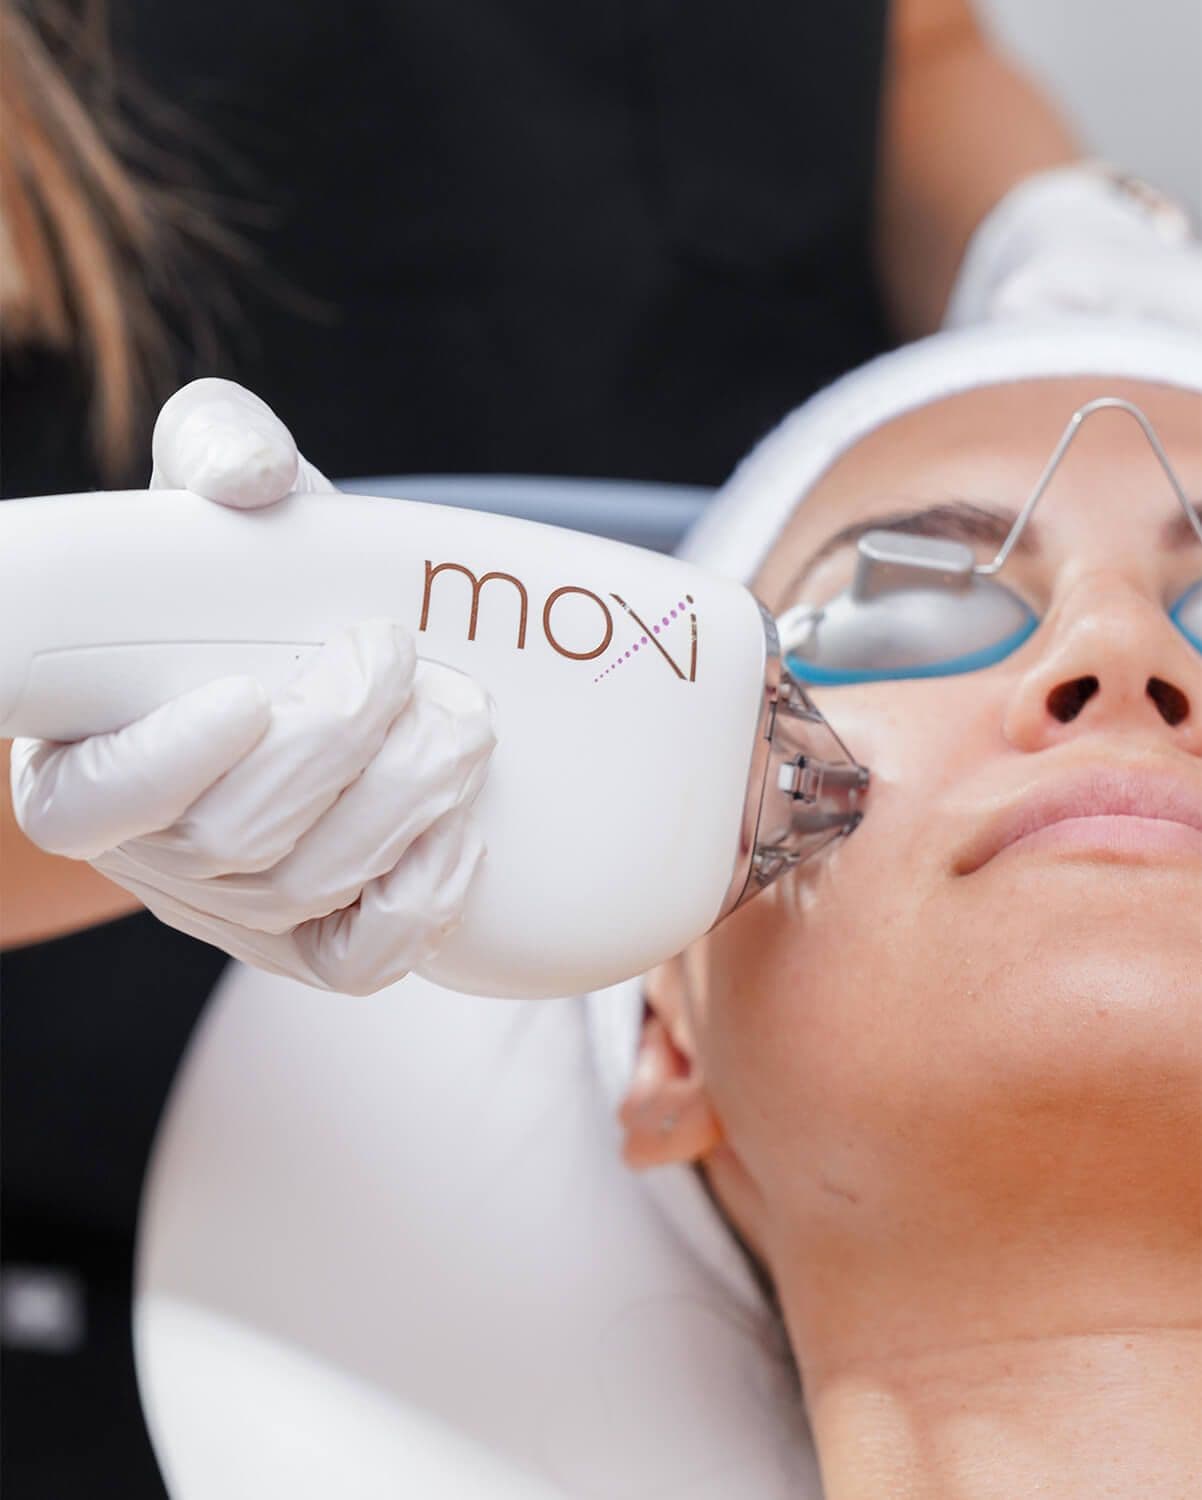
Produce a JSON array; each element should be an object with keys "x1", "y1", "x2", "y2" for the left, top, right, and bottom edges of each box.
[{"x1": 657, "y1": 1112, "x2": 679, "y2": 1137}]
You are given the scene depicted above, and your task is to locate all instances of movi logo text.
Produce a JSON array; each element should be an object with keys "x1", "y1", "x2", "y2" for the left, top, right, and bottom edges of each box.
[{"x1": 418, "y1": 560, "x2": 698, "y2": 682}]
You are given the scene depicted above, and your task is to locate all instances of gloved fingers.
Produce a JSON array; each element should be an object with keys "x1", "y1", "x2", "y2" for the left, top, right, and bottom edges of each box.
[
  {"x1": 130, "y1": 620, "x2": 421, "y2": 879},
  {"x1": 990, "y1": 247, "x2": 1202, "y2": 331},
  {"x1": 9, "y1": 677, "x2": 270, "y2": 860},
  {"x1": 100, "y1": 672, "x2": 495, "y2": 932},
  {"x1": 95, "y1": 865, "x2": 328, "y2": 987},
  {"x1": 292, "y1": 452, "x2": 339, "y2": 494},
  {"x1": 214, "y1": 673, "x2": 493, "y2": 933},
  {"x1": 149, "y1": 377, "x2": 335, "y2": 508},
  {"x1": 293, "y1": 800, "x2": 487, "y2": 994},
  {"x1": 989, "y1": 250, "x2": 1127, "y2": 321},
  {"x1": 108, "y1": 801, "x2": 487, "y2": 996}
]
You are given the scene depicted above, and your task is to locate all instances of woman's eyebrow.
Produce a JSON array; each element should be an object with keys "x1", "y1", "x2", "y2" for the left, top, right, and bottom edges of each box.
[
  {"x1": 780, "y1": 500, "x2": 1035, "y2": 599},
  {"x1": 780, "y1": 496, "x2": 1202, "y2": 601}
]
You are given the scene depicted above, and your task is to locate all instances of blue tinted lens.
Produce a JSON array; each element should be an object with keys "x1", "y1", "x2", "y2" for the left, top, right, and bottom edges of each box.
[
  {"x1": 1171, "y1": 580, "x2": 1202, "y2": 652},
  {"x1": 785, "y1": 615, "x2": 1039, "y2": 686}
]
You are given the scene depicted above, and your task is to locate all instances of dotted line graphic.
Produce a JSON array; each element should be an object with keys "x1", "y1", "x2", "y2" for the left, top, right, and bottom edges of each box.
[{"x1": 593, "y1": 598, "x2": 690, "y2": 683}]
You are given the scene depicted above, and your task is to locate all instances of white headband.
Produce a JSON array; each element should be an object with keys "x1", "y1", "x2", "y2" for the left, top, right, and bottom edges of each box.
[{"x1": 586, "y1": 316, "x2": 1202, "y2": 1309}]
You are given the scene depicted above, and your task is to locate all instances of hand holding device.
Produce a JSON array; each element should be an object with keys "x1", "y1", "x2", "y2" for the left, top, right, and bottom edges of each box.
[
  {"x1": 10, "y1": 380, "x2": 500, "y2": 994},
  {"x1": 11, "y1": 620, "x2": 498, "y2": 993}
]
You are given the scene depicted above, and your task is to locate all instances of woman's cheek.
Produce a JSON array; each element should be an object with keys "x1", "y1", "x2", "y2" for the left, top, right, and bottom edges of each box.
[
  {"x1": 803, "y1": 679, "x2": 992, "y2": 888},
  {"x1": 782, "y1": 685, "x2": 931, "y2": 914},
  {"x1": 697, "y1": 685, "x2": 947, "y2": 1139},
  {"x1": 702, "y1": 682, "x2": 915, "y2": 1054},
  {"x1": 806, "y1": 682, "x2": 943, "y2": 784},
  {"x1": 699, "y1": 862, "x2": 864, "y2": 1135}
]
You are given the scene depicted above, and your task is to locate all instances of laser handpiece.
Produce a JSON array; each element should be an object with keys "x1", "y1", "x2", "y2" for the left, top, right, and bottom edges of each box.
[{"x1": 0, "y1": 488, "x2": 869, "y2": 997}]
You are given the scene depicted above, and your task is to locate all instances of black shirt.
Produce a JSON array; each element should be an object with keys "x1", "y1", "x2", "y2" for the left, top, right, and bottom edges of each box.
[{"x1": 6, "y1": 0, "x2": 890, "y2": 497}]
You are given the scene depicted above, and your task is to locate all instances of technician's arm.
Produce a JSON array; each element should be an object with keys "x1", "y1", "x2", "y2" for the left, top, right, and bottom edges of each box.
[
  {"x1": 875, "y1": 0, "x2": 1078, "y2": 338},
  {"x1": 1, "y1": 741, "x2": 141, "y2": 948},
  {"x1": 0, "y1": 376, "x2": 317, "y2": 951},
  {"x1": 0, "y1": 375, "x2": 315, "y2": 951}
]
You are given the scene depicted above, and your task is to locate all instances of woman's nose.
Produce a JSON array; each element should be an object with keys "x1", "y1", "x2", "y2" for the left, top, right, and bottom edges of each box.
[{"x1": 1004, "y1": 570, "x2": 1201, "y2": 746}]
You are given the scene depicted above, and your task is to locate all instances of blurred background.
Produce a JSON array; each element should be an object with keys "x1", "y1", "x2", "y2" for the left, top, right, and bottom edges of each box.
[{"x1": 980, "y1": 0, "x2": 1201, "y2": 217}]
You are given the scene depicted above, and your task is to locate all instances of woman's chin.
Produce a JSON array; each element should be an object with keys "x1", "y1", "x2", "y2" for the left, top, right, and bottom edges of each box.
[{"x1": 952, "y1": 939, "x2": 1202, "y2": 1113}]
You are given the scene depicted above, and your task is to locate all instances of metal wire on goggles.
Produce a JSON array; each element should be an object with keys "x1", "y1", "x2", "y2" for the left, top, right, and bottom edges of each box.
[{"x1": 777, "y1": 397, "x2": 1202, "y2": 686}]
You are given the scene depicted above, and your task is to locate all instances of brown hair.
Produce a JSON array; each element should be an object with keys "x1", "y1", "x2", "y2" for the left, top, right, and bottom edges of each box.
[{"x1": 0, "y1": 0, "x2": 238, "y2": 477}]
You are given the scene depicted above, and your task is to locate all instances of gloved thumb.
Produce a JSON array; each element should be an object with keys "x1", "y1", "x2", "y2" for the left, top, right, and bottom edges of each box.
[{"x1": 150, "y1": 377, "x2": 337, "y2": 509}]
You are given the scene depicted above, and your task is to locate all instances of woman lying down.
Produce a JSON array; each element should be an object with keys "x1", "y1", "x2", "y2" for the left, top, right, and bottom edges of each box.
[{"x1": 13, "y1": 318, "x2": 1202, "y2": 1497}]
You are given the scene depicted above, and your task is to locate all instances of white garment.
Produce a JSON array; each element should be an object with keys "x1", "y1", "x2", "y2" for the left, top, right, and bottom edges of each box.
[{"x1": 137, "y1": 964, "x2": 820, "y2": 1498}]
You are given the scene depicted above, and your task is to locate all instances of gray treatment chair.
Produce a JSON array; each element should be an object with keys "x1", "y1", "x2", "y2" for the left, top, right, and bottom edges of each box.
[{"x1": 338, "y1": 474, "x2": 715, "y2": 555}]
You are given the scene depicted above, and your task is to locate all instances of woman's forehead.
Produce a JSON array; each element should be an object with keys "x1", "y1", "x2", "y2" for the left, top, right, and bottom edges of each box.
[{"x1": 753, "y1": 376, "x2": 1202, "y2": 609}]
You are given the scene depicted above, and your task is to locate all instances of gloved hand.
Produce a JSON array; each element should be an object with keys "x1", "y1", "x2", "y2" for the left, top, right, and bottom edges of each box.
[
  {"x1": 149, "y1": 375, "x2": 340, "y2": 505},
  {"x1": 11, "y1": 379, "x2": 498, "y2": 995},
  {"x1": 942, "y1": 161, "x2": 1202, "y2": 334}
]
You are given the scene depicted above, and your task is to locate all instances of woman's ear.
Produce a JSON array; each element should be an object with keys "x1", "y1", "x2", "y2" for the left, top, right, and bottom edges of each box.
[{"x1": 618, "y1": 953, "x2": 724, "y2": 1169}]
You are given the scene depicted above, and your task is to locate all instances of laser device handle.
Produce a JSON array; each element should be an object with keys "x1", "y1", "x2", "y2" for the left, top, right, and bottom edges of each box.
[{"x1": 0, "y1": 489, "x2": 867, "y2": 996}]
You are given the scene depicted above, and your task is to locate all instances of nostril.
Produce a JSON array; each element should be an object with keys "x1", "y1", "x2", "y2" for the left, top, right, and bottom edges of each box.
[
  {"x1": 1048, "y1": 675, "x2": 1099, "y2": 723},
  {"x1": 1149, "y1": 678, "x2": 1190, "y2": 727}
]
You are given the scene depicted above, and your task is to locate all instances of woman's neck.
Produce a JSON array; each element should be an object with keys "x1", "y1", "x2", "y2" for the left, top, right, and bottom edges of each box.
[
  {"x1": 774, "y1": 1234, "x2": 1202, "y2": 1500},
  {"x1": 806, "y1": 1325, "x2": 1200, "y2": 1499},
  {"x1": 700, "y1": 1017, "x2": 1202, "y2": 1496}
]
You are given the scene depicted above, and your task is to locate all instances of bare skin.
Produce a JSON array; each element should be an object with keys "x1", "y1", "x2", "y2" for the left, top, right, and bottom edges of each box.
[
  {"x1": 620, "y1": 377, "x2": 1202, "y2": 1498},
  {"x1": 877, "y1": 0, "x2": 1078, "y2": 338},
  {"x1": 0, "y1": 740, "x2": 140, "y2": 949}
]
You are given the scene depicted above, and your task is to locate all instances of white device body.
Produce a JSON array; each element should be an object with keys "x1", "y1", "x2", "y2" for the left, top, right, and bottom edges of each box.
[{"x1": 1, "y1": 490, "x2": 782, "y2": 998}]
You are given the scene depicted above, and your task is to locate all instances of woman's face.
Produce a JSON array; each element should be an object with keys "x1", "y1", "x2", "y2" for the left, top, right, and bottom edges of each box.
[{"x1": 624, "y1": 376, "x2": 1202, "y2": 1370}]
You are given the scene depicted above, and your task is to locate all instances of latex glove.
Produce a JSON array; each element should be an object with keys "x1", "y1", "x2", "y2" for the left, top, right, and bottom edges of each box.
[
  {"x1": 11, "y1": 379, "x2": 499, "y2": 995},
  {"x1": 12, "y1": 622, "x2": 497, "y2": 994},
  {"x1": 942, "y1": 161, "x2": 1202, "y2": 334},
  {"x1": 149, "y1": 375, "x2": 338, "y2": 505}
]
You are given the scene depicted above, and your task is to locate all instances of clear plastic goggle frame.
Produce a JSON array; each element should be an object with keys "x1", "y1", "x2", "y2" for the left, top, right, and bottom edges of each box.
[{"x1": 777, "y1": 397, "x2": 1202, "y2": 686}]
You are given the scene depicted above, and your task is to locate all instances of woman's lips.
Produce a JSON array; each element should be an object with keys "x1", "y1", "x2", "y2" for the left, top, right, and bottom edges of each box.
[
  {"x1": 955, "y1": 763, "x2": 1202, "y2": 875},
  {"x1": 991, "y1": 813, "x2": 1202, "y2": 865}
]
